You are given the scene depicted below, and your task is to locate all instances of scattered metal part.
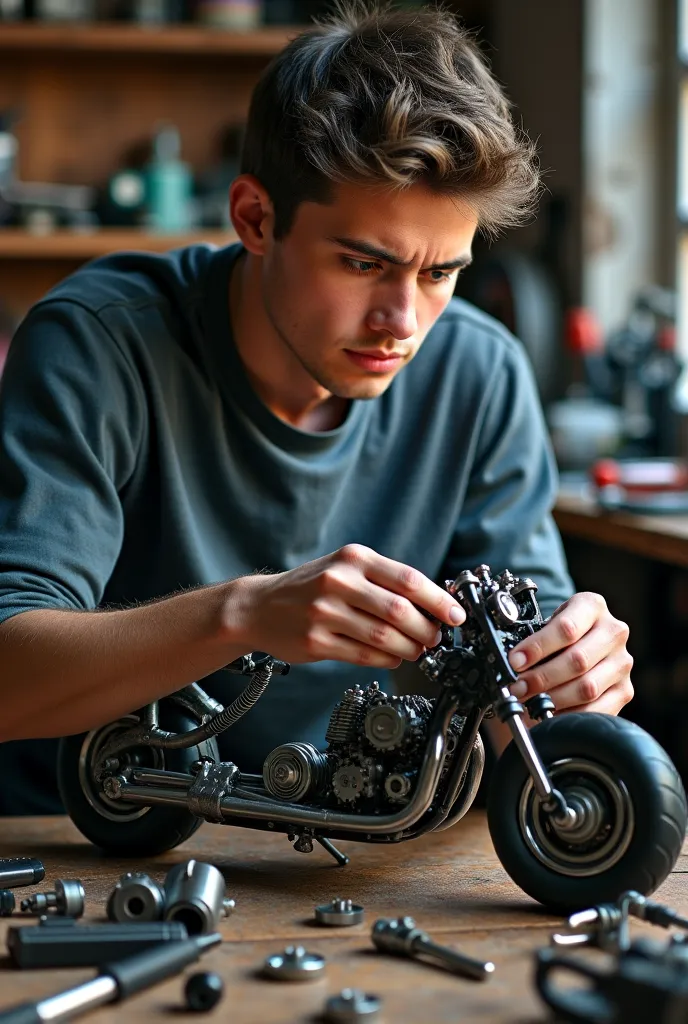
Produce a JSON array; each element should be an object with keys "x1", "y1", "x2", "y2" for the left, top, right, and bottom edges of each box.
[
  {"x1": 371, "y1": 916, "x2": 495, "y2": 981},
  {"x1": 262, "y1": 945, "x2": 326, "y2": 981},
  {"x1": 323, "y1": 988, "x2": 382, "y2": 1022},
  {"x1": 0, "y1": 890, "x2": 15, "y2": 916},
  {"x1": 20, "y1": 879, "x2": 85, "y2": 918},
  {"x1": 552, "y1": 890, "x2": 688, "y2": 953},
  {"x1": 106, "y1": 872, "x2": 165, "y2": 924},
  {"x1": 183, "y1": 970, "x2": 225, "y2": 1012},
  {"x1": 0, "y1": 858, "x2": 45, "y2": 889},
  {"x1": 164, "y1": 860, "x2": 234, "y2": 936},
  {"x1": 315, "y1": 898, "x2": 364, "y2": 927}
]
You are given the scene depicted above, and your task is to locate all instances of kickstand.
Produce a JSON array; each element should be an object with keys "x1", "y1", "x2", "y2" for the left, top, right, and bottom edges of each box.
[{"x1": 316, "y1": 836, "x2": 349, "y2": 866}]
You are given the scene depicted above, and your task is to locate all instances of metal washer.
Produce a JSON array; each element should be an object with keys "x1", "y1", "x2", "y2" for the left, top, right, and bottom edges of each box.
[
  {"x1": 315, "y1": 898, "x2": 365, "y2": 927},
  {"x1": 324, "y1": 989, "x2": 382, "y2": 1022},
  {"x1": 262, "y1": 945, "x2": 326, "y2": 981}
]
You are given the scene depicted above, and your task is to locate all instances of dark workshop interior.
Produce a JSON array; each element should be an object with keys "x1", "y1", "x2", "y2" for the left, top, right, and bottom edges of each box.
[{"x1": 0, "y1": 1, "x2": 688, "y2": 1022}]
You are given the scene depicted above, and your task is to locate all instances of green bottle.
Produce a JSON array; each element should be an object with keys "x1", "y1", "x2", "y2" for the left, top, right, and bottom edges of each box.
[{"x1": 145, "y1": 124, "x2": 193, "y2": 233}]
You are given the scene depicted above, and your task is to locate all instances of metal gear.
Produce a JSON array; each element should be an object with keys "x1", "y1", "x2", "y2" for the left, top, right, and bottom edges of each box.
[{"x1": 331, "y1": 758, "x2": 376, "y2": 804}]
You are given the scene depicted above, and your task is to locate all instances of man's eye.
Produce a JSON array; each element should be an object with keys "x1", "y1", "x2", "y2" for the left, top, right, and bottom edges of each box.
[
  {"x1": 425, "y1": 269, "x2": 454, "y2": 284},
  {"x1": 342, "y1": 257, "x2": 379, "y2": 275}
]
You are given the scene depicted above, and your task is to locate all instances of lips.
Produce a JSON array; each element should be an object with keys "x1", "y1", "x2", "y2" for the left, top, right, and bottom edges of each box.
[{"x1": 344, "y1": 349, "x2": 406, "y2": 373}]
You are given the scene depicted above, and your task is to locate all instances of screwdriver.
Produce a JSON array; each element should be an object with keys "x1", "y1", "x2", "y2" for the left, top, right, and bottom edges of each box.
[{"x1": 0, "y1": 933, "x2": 221, "y2": 1023}]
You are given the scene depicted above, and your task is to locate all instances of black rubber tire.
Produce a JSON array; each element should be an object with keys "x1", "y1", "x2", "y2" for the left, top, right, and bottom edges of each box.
[
  {"x1": 57, "y1": 707, "x2": 220, "y2": 856},
  {"x1": 487, "y1": 713, "x2": 687, "y2": 913}
]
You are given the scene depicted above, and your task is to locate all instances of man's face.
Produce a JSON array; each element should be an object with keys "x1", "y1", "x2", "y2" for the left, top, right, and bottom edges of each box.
[{"x1": 259, "y1": 181, "x2": 478, "y2": 400}]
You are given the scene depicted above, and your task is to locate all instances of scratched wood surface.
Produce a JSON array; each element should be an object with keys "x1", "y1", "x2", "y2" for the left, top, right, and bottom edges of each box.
[{"x1": 0, "y1": 811, "x2": 686, "y2": 1023}]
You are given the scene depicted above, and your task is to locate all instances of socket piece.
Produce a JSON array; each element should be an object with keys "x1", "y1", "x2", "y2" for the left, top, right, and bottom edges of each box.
[
  {"x1": 324, "y1": 988, "x2": 382, "y2": 1021},
  {"x1": 107, "y1": 872, "x2": 165, "y2": 924},
  {"x1": 262, "y1": 945, "x2": 326, "y2": 981},
  {"x1": 20, "y1": 879, "x2": 85, "y2": 918},
  {"x1": 315, "y1": 898, "x2": 364, "y2": 927},
  {"x1": 164, "y1": 860, "x2": 234, "y2": 936}
]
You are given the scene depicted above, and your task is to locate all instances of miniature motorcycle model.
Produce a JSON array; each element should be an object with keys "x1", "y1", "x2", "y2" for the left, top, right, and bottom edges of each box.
[{"x1": 57, "y1": 565, "x2": 688, "y2": 913}]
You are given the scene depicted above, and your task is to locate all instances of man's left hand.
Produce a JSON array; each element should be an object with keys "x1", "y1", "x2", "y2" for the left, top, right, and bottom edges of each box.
[{"x1": 507, "y1": 592, "x2": 633, "y2": 716}]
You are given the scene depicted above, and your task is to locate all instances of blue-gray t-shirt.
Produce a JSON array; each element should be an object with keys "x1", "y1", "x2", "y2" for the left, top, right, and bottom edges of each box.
[{"x1": 0, "y1": 241, "x2": 573, "y2": 809}]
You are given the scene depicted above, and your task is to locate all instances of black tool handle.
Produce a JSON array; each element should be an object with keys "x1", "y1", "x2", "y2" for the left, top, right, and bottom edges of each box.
[
  {"x1": 0, "y1": 1001, "x2": 42, "y2": 1024},
  {"x1": 7, "y1": 920, "x2": 189, "y2": 969},
  {"x1": 104, "y1": 935, "x2": 217, "y2": 1000}
]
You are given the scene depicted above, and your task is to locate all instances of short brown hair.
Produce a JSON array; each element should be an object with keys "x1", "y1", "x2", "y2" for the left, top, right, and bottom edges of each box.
[{"x1": 241, "y1": 1, "x2": 539, "y2": 240}]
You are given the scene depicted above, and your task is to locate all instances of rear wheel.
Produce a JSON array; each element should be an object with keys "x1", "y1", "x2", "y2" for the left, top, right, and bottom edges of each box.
[
  {"x1": 57, "y1": 708, "x2": 219, "y2": 856},
  {"x1": 487, "y1": 713, "x2": 687, "y2": 913}
]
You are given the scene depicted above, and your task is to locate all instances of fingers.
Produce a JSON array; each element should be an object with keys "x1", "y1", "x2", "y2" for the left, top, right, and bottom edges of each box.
[
  {"x1": 309, "y1": 595, "x2": 429, "y2": 662},
  {"x1": 511, "y1": 618, "x2": 627, "y2": 696},
  {"x1": 508, "y1": 593, "x2": 606, "y2": 672},
  {"x1": 554, "y1": 677, "x2": 635, "y2": 717},
  {"x1": 324, "y1": 545, "x2": 465, "y2": 647},
  {"x1": 304, "y1": 626, "x2": 404, "y2": 670},
  {"x1": 519, "y1": 648, "x2": 634, "y2": 714}
]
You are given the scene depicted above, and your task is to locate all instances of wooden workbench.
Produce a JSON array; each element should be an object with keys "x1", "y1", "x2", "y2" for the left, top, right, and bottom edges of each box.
[{"x1": 0, "y1": 812, "x2": 687, "y2": 1023}]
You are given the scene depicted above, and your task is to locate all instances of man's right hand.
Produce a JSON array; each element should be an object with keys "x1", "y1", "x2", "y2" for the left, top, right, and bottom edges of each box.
[{"x1": 228, "y1": 544, "x2": 466, "y2": 669}]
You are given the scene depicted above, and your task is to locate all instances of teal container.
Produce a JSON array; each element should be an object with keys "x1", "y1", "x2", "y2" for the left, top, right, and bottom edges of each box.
[{"x1": 145, "y1": 125, "x2": 193, "y2": 234}]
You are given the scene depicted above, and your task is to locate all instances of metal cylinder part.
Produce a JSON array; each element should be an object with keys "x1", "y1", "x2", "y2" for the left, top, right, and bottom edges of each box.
[
  {"x1": 263, "y1": 742, "x2": 330, "y2": 802},
  {"x1": 107, "y1": 872, "x2": 165, "y2": 924},
  {"x1": 20, "y1": 879, "x2": 85, "y2": 918},
  {"x1": 163, "y1": 860, "x2": 231, "y2": 936}
]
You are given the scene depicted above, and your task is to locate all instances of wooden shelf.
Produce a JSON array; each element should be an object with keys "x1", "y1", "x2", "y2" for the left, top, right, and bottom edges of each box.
[
  {"x1": 0, "y1": 21, "x2": 302, "y2": 56},
  {"x1": 0, "y1": 228, "x2": 238, "y2": 260}
]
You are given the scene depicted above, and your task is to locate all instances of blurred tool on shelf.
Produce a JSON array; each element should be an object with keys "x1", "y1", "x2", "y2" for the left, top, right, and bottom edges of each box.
[{"x1": 548, "y1": 287, "x2": 682, "y2": 471}]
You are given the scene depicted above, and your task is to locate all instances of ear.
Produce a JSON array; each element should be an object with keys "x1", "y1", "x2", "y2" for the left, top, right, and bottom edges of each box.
[{"x1": 229, "y1": 174, "x2": 274, "y2": 256}]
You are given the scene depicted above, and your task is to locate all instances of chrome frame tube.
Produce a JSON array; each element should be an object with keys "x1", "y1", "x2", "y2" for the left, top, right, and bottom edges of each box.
[{"x1": 115, "y1": 692, "x2": 458, "y2": 836}]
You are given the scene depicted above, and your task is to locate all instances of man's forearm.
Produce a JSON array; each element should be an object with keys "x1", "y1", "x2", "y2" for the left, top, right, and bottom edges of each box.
[{"x1": 0, "y1": 580, "x2": 252, "y2": 742}]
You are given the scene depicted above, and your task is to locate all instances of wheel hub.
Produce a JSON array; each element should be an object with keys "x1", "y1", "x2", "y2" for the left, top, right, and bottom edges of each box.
[
  {"x1": 518, "y1": 757, "x2": 635, "y2": 878},
  {"x1": 79, "y1": 717, "x2": 162, "y2": 823}
]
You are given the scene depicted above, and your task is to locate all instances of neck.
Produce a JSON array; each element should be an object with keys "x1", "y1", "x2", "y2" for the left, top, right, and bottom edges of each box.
[{"x1": 228, "y1": 249, "x2": 349, "y2": 431}]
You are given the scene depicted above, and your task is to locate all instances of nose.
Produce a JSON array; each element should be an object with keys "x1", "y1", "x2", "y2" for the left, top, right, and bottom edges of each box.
[{"x1": 366, "y1": 279, "x2": 418, "y2": 341}]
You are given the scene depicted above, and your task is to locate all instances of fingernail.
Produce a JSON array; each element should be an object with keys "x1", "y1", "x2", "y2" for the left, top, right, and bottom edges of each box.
[
  {"x1": 449, "y1": 605, "x2": 464, "y2": 624},
  {"x1": 510, "y1": 651, "x2": 527, "y2": 670},
  {"x1": 433, "y1": 629, "x2": 442, "y2": 646},
  {"x1": 511, "y1": 680, "x2": 528, "y2": 698}
]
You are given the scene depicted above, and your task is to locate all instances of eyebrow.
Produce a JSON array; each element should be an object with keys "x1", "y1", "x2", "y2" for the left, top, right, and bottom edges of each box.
[{"x1": 328, "y1": 235, "x2": 473, "y2": 272}]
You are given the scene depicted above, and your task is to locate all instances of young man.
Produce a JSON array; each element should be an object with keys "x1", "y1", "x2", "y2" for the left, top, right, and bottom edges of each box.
[{"x1": 0, "y1": 3, "x2": 632, "y2": 813}]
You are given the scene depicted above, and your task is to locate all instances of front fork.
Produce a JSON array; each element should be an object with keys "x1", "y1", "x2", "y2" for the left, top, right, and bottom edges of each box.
[
  {"x1": 456, "y1": 575, "x2": 579, "y2": 830},
  {"x1": 493, "y1": 687, "x2": 577, "y2": 827}
]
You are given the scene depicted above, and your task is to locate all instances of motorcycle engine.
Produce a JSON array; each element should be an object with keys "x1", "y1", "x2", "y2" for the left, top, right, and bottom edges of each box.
[{"x1": 262, "y1": 681, "x2": 465, "y2": 811}]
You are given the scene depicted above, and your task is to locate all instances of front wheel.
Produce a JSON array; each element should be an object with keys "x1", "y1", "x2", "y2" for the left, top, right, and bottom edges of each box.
[
  {"x1": 487, "y1": 713, "x2": 687, "y2": 913},
  {"x1": 57, "y1": 708, "x2": 220, "y2": 856}
]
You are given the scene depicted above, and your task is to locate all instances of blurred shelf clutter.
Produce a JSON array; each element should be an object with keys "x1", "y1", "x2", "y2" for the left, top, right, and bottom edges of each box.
[
  {"x1": 0, "y1": 0, "x2": 327, "y2": 27},
  {"x1": 0, "y1": 6, "x2": 300, "y2": 321}
]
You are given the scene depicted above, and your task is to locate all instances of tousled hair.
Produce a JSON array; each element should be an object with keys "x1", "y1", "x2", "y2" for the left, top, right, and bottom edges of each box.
[{"x1": 240, "y1": 1, "x2": 540, "y2": 239}]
